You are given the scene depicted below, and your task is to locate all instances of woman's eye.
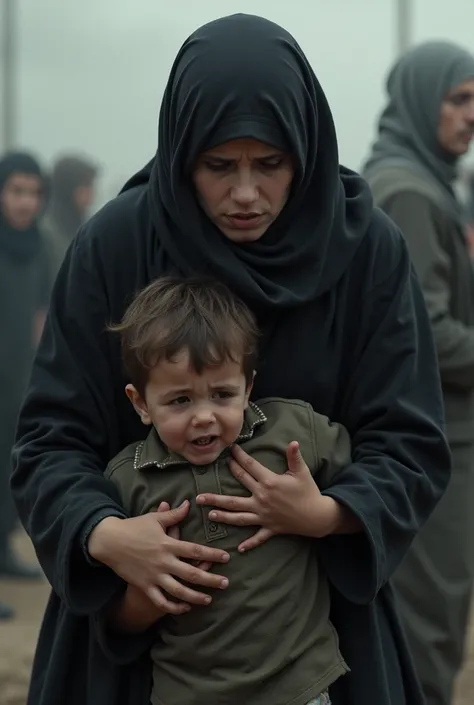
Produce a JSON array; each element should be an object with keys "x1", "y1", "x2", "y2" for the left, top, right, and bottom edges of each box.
[
  {"x1": 258, "y1": 159, "x2": 283, "y2": 170},
  {"x1": 204, "y1": 161, "x2": 231, "y2": 172}
]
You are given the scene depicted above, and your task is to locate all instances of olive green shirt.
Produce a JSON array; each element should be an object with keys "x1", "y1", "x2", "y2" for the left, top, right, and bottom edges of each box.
[{"x1": 106, "y1": 398, "x2": 351, "y2": 705}]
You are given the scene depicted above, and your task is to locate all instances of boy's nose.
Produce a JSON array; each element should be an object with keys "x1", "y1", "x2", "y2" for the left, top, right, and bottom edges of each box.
[{"x1": 192, "y1": 407, "x2": 216, "y2": 426}]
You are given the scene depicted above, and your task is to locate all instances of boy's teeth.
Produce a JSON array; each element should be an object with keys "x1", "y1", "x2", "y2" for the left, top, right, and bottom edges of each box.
[{"x1": 196, "y1": 437, "x2": 212, "y2": 445}]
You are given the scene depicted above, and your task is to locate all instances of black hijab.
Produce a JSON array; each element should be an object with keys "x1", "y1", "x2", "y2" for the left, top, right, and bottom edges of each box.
[
  {"x1": 123, "y1": 14, "x2": 373, "y2": 312},
  {"x1": 0, "y1": 152, "x2": 44, "y2": 263}
]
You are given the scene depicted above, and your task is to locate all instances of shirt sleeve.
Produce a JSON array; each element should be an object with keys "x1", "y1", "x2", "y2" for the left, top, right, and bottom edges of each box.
[
  {"x1": 383, "y1": 191, "x2": 474, "y2": 390},
  {"x1": 11, "y1": 231, "x2": 128, "y2": 616},
  {"x1": 319, "y1": 233, "x2": 451, "y2": 606}
]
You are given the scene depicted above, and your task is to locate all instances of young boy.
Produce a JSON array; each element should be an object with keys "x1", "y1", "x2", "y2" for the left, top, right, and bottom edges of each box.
[{"x1": 105, "y1": 276, "x2": 351, "y2": 705}]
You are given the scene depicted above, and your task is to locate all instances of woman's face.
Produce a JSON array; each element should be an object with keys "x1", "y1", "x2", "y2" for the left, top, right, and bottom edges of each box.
[{"x1": 192, "y1": 138, "x2": 294, "y2": 243}]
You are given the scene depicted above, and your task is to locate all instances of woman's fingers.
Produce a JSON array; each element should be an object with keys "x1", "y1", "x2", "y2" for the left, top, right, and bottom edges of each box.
[
  {"x1": 145, "y1": 585, "x2": 190, "y2": 615},
  {"x1": 170, "y1": 556, "x2": 229, "y2": 591},
  {"x1": 196, "y1": 493, "x2": 254, "y2": 511},
  {"x1": 206, "y1": 510, "x2": 260, "y2": 527},
  {"x1": 157, "y1": 501, "x2": 190, "y2": 529},
  {"x1": 155, "y1": 502, "x2": 180, "y2": 539},
  {"x1": 238, "y1": 527, "x2": 274, "y2": 553},
  {"x1": 194, "y1": 560, "x2": 212, "y2": 571},
  {"x1": 172, "y1": 537, "x2": 230, "y2": 565},
  {"x1": 168, "y1": 525, "x2": 180, "y2": 540},
  {"x1": 156, "y1": 502, "x2": 171, "y2": 512},
  {"x1": 230, "y1": 445, "x2": 270, "y2": 483},
  {"x1": 158, "y1": 572, "x2": 222, "y2": 606}
]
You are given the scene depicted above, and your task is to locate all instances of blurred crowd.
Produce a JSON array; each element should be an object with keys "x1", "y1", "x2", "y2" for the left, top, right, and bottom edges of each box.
[{"x1": 0, "y1": 151, "x2": 98, "y2": 619}]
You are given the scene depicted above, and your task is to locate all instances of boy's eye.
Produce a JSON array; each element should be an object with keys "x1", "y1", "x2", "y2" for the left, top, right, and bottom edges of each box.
[
  {"x1": 170, "y1": 396, "x2": 190, "y2": 405},
  {"x1": 212, "y1": 390, "x2": 234, "y2": 399}
]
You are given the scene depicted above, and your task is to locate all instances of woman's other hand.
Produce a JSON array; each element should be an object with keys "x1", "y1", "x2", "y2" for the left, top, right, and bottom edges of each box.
[{"x1": 197, "y1": 442, "x2": 361, "y2": 552}]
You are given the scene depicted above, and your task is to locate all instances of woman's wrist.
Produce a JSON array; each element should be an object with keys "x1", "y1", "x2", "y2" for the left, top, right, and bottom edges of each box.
[
  {"x1": 107, "y1": 585, "x2": 166, "y2": 634},
  {"x1": 318, "y1": 496, "x2": 364, "y2": 537},
  {"x1": 87, "y1": 516, "x2": 125, "y2": 565}
]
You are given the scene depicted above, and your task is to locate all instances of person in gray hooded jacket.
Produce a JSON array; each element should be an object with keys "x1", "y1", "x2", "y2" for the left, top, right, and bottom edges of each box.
[{"x1": 363, "y1": 41, "x2": 474, "y2": 705}]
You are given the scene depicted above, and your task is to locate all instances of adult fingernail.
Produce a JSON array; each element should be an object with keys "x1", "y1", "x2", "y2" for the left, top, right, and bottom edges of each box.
[
  {"x1": 209, "y1": 511, "x2": 217, "y2": 520},
  {"x1": 204, "y1": 596, "x2": 212, "y2": 604},
  {"x1": 222, "y1": 553, "x2": 230, "y2": 562},
  {"x1": 221, "y1": 578, "x2": 229, "y2": 588}
]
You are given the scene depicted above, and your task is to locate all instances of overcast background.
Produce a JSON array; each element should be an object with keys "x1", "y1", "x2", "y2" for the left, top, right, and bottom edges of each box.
[{"x1": 2, "y1": 0, "x2": 474, "y2": 205}]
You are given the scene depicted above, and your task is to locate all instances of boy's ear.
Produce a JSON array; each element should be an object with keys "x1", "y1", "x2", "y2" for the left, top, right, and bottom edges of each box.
[
  {"x1": 244, "y1": 370, "x2": 256, "y2": 408},
  {"x1": 125, "y1": 384, "x2": 152, "y2": 425}
]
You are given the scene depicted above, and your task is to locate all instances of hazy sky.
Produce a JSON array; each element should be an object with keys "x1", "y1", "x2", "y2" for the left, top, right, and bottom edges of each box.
[{"x1": 3, "y1": 0, "x2": 474, "y2": 202}]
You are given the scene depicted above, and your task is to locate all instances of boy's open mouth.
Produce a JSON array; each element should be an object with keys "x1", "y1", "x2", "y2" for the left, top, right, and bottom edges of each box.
[{"x1": 192, "y1": 436, "x2": 218, "y2": 447}]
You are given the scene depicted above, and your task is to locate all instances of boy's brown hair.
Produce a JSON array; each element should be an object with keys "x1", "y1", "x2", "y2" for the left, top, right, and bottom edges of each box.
[{"x1": 109, "y1": 276, "x2": 259, "y2": 396}]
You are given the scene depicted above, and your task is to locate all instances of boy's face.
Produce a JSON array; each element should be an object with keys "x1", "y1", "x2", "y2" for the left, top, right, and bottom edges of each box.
[{"x1": 126, "y1": 349, "x2": 253, "y2": 466}]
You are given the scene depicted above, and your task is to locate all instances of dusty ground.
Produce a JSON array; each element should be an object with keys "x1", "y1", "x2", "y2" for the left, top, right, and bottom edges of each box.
[{"x1": 1, "y1": 531, "x2": 473, "y2": 705}]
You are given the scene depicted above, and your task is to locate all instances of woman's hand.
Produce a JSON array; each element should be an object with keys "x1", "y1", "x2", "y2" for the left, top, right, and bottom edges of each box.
[
  {"x1": 197, "y1": 441, "x2": 347, "y2": 552},
  {"x1": 107, "y1": 503, "x2": 213, "y2": 631},
  {"x1": 87, "y1": 500, "x2": 230, "y2": 614}
]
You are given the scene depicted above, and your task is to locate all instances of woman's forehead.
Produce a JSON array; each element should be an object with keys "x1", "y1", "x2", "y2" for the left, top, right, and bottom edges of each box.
[{"x1": 201, "y1": 138, "x2": 286, "y2": 158}]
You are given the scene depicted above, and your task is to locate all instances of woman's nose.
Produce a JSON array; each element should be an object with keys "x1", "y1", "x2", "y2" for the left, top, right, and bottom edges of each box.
[{"x1": 230, "y1": 170, "x2": 259, "y2": 206}]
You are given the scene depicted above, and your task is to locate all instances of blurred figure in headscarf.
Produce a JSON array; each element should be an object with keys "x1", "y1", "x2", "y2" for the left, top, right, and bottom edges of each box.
[
  {"x1": 0, "y1": 152, "x2": 49, "y2": 620},
  {"x1": 363, "y1": 41, "x2": 474, "y2": 705},
  {"x1": 42, "y1": 155, "x2": 98, "y2": 280}
]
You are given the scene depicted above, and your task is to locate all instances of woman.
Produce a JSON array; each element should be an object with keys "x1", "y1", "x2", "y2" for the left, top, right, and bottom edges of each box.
[{"x1": 12, "y1": 14, "x2": 450, "y2": 705}]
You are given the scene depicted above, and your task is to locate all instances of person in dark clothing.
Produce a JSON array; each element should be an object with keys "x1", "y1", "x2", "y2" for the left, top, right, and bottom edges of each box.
[
  {"x1": 11, "y1": 14, "x2": 450, "y2": 705},
  {"x1": 0, "y1": 152, "x2": 48, "y2": 620},
  {"x1": 363, "y1": 41, "x2": 474, "y2": 705},
  {"x1": 42, "y1": 154, "x2": 98, "y2": 280}
]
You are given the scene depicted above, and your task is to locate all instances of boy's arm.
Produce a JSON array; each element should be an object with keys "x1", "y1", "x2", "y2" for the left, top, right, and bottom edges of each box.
[{"x1": 311, "y1": 413, "x2": 352, "y2": 489}]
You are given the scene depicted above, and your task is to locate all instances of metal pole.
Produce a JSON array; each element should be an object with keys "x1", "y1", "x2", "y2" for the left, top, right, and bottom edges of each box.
[
  {"x1": 2, "y1": 0, "x2": 16, "y2": 151},
  {"x1": 396, "y1": 0, "x2": 412, "y2": 56}
]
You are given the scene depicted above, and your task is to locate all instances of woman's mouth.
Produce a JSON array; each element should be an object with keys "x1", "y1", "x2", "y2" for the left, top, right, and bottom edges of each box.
[{"x1": 226, "y1": 213, "x2": 263, "y2": 230}]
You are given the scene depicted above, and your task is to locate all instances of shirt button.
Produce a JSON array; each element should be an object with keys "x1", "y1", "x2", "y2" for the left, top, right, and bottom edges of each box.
[
  {"x1": 208, "y1": 522, "x2": 219, "y2": 533},
  {"x1": 196, "y1": 467, "x2": 207, "y2": 475}
]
